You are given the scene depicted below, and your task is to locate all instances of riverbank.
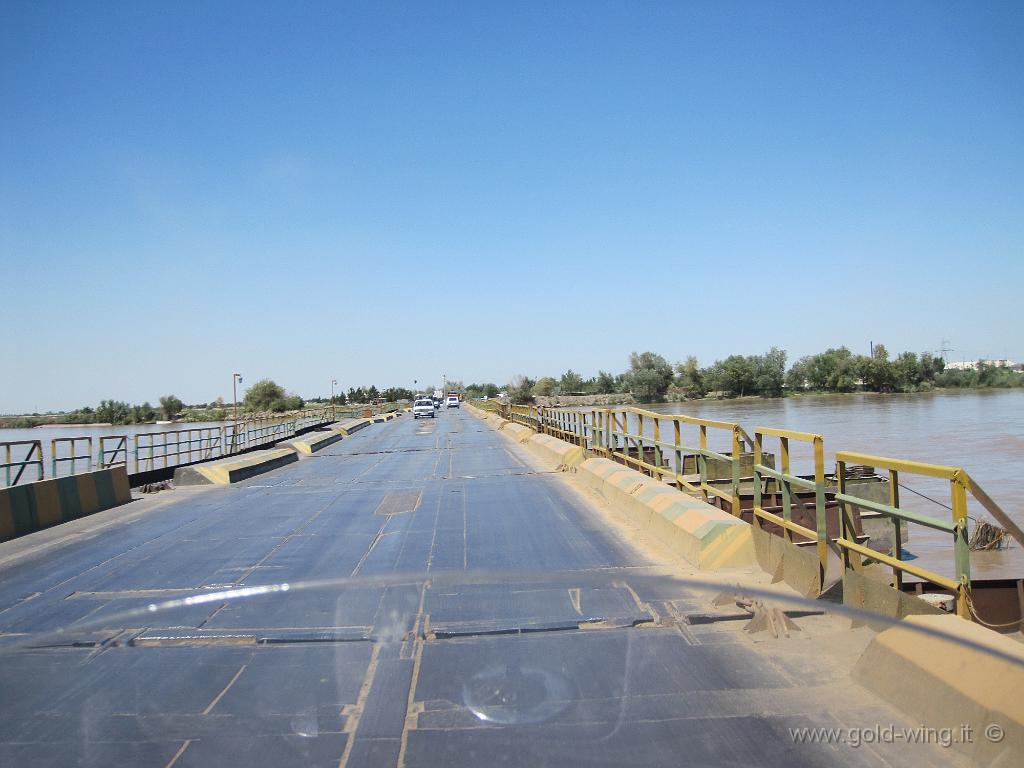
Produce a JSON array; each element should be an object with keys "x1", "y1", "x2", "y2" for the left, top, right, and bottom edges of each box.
[
  {"x1": 529, "y1": 385, "x2": 1017, "y2": 410},
  {"x1": 533, "y1": 393, "x2": 636, "y2": 407}
]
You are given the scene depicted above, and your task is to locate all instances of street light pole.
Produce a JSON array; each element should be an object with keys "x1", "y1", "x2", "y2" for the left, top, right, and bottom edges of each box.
[
  {"x1": 331, "y1": 379, "x2": 337, "y2": 420},
  {"x1": 233, "y1": 373, "x2": 243, "y2": 423}
]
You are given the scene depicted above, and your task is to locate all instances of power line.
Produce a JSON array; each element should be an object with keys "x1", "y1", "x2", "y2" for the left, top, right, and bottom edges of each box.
[{"x1": 939, "y1": 339, "x2": 953, "y2": 364}]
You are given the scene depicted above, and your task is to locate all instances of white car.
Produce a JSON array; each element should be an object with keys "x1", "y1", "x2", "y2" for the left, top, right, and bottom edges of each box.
[
  {"x1": 413, "y1": 398, "x2": 436, "y2": 418},
  {"x1": 446, "y1": 395, "x2": 460, "y2": 408}
]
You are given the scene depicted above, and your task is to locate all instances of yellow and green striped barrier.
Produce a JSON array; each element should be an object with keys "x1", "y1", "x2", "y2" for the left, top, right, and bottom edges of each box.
[{"x1": 0, "y1": 466, "x2": 132, "y2": 542}]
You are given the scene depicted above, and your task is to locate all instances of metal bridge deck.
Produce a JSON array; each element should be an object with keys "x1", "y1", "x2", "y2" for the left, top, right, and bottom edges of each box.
[{"x1": 0, "y1": 409, "x2": 962, "y2": 766}]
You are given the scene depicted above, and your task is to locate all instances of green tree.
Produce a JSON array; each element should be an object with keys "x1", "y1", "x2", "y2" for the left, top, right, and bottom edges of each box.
[
  {"x1": 96, "y1": 399, "x2": 131, "y2": 424},
  {"x1": 465, "y1": 382, "x2": 500, "y2": 399},
  {"x1": 629, "y1": 368, "x2": 668, "y2": 401},
  {"x1": 675, "y1": 356, "x2": 705, "y2": 398},
  {"x1": 130, "y1": 402, "x2": 157, "y2": 423},
  {"x1": 917, "y1": 353, "x2": 945, "y2": 383},
  {"x1": 856, "y1": 354, "x2": 896, "y2": 392},
  {"x1": 785, "y1": 358, "x2": 810, "y2": 391},
  {"x1": 559, "y1": 369, "x2": 584, "y2": 394},
  {"x1": 533, "y1": 377, "x2": 557, "y2": 397},
  {"x1": 625, "y1": 351, "x2": 674, "y2": 402},
  {"x1": 243, "y1": 379, "x2": 286, "y2": 412},
  {"x1": 788, "y1": 347, "x2": 857, "y2": 392},
  {"x1": 593, "y1": 370, "x2": 617, "y2": 394},
  {"x1": 893, "y1": 352, "x2": 922, "y2": 391},
  {"x1": 753, "y1": 347, "x2": 787, "y2": 397},
  {"x1": 703, "y1": 356, "x2": 755, "y2": 397},
  {"x1": 159, "y1": 394, "x2": 184, "y2": 420},
  {"x1": 508, "y1": 375, "x2": 536, "y2": 404}
]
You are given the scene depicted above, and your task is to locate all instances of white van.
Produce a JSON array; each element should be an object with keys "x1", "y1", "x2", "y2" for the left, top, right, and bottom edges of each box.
[{"x1": 446, "y1": 395, "x2": 460, "y2": 408}]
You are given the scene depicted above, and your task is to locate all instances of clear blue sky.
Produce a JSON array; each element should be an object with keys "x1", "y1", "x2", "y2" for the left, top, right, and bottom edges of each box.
[{"x1": 2, "y1": 1, "x2": 1021, "y2": 412}]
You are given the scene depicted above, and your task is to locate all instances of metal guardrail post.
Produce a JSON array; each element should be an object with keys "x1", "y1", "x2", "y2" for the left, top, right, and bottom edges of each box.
[
  {"x1": 812, "y1": 435, "x2": 827, "y2": 579},
  {"x1": 889, "y1": 468, "x2": 903, "y2": 590},
  {"x1": 754, "y1": 427, "x2": 829, "y2": 590},
  {"x1": 729, "y1": 425, "x2": 743, "y2": 518},
  {"x1": 635, "y1": 411, "x2": 644, "y2": 474},
  {"x1": 836, "y1": 460, "x2": 858, "y2": 575},
  {"x1": 952, "y1": 473, "x2": 971, "y2": 619},
  {"x1": 652, "y1": 417, "x2": 662, "y2": 470},
  {"x1": 672, "y1": 418, "x2": 683, "y2": 491},
  {"x1": 753, "y1": 431, "x2": 764, "y2": 532},
  {"x1": 697, "y1": 424, "x2": 708, "y2": 503}
]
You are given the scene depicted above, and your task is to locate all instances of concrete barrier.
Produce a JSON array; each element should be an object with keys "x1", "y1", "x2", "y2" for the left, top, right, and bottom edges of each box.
[
  {"x1": 173, "y1": 448, "x2": 298, "y2": 485},
  {"x1": 473, "y1": 406, "x2": 754, "y2": 570},
  {"x1": 854, "y1": 614, "x2": 1024, "y2": 765},
  {"x1": 0, "y1": 466, "x2": 133, "y2": 542},
  {"x1": 500, "y1": 423, "x2": 535, "y2": 444},
  {"x1": 525, "y1": 433, "x2": 584, "y2": 467},
  {"x1": 282, "y1": 430, "x2": 343, "y2": 455},
  {"x1": 371, "y1": 412, "x2": 395, "y2": 423},
  {"x1": 576, "y1": 457, "x2": 754, "y2": 569},
  {"x1": 333, "y1": 418, "x2": 372, "y2": 436}
]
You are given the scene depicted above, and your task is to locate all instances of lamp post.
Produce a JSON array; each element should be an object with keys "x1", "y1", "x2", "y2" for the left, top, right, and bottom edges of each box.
[
  {"x1": 331, "y1": 379, "x2": 337, "y2": 420},
  {"x1": 232, "y1": 373, "x2": 243, "y2": 423}
]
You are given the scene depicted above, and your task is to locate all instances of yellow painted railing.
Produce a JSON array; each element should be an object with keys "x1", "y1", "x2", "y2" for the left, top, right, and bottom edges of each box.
[
  {"x1": 590, "y1": 407, "x2": 745, "y2": 516},
  {"x1": 479, "y1": 402, "x2": 744, "y2": 515},
  {"x1": 2, "y1": 440, "x2": 43, "y2": 486},
  {"x1": 834, "y1": 452, "x2": 979, "y2": 619},
  {"x1": 469, "y1": 399, "x2": 1021, "y2": 623},
  {"x1": 51, "y1": 436, "x2": 94, "y2": 477},
  {"x1": 752, "y1": 427, "x2": 828, "y2": 586}
]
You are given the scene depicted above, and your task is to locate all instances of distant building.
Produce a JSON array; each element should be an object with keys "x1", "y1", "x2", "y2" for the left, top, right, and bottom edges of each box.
[{"x1": 946, "y1": 359, "x2": 1018, "y2": 371}]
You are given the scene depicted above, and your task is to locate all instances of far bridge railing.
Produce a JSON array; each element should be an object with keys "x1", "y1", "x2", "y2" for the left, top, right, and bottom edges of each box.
[{"x1": 1, "y1": 407, "x2": 334, "y2": 487}]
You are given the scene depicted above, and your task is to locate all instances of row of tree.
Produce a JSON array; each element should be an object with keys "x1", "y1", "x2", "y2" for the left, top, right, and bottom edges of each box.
[
  {"x1": 4, "y1": 379, "x2": 427, "y2": 427},
  {"x1": 489, "y1": 345, "x2": 1022, "y2": 404},
  {"x1": 19, "y1": 394, "x2": 192, "y2": 426},
  {"x1": 343, "y1": 386, "x2": 416, "y2": 404}
]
